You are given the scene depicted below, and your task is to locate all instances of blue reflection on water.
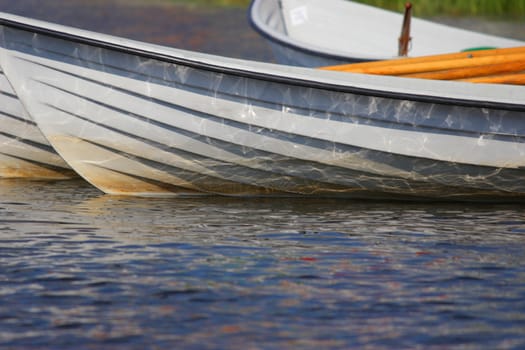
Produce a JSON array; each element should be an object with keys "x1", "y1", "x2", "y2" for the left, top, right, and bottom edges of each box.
[{"x1": 1, "y1": 179, "x2": 525, "y2": 349}]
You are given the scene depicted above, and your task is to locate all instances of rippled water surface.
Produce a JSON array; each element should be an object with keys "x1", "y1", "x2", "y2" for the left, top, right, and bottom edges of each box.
[
  {"x1": 1, "y1": 2, "x2": 525, "y2": 347},
  {"x1": 1, "y1": 179, "x2": 525, "y2": 349}
]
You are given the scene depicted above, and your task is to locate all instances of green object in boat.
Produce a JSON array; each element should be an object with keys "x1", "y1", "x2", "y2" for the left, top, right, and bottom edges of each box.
[{"x1": 462, "y1": 46, "x2": 498, "y2": 52}]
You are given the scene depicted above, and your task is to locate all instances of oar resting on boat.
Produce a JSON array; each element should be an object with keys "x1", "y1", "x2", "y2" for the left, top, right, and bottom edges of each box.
[{"x1": 319, "y1": 46, "x2": 525, "y2": 85}]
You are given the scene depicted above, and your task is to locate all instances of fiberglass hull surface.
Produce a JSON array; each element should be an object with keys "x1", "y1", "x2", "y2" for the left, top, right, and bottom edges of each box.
[{"x1": 1, "y1": 12, "x2": 525, "y2": 200}]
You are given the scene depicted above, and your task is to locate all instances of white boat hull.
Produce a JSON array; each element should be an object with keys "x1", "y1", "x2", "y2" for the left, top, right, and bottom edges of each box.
[
  {"x1": 0, "y1": 64, "x2": 73, "y2": 179},
  {"x1": 2, "y1": 13, "x2": 525, "y2": 200}
]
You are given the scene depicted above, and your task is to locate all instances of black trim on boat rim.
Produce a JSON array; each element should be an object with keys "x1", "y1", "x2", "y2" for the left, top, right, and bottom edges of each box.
[{"x1": 1, "y1": 15, "x2": 525, "y2": 112}]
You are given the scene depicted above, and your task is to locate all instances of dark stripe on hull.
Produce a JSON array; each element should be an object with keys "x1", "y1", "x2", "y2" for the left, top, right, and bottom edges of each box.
[
  {"x1": 0, "y1": 151, "x2": 73, "y2": 174},
  {"x1": 0, "y1": 130, "x2": 57, "y2": 154},
  {"x1": 0, "y1": 110, "x2": 37, "y2": 126},
  {"x1": 0, "y1": 89, "x2": 17, "y2": 100}
]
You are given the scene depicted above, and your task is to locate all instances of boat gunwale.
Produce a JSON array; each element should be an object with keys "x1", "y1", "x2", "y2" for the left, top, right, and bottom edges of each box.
[
  {"x1": 247, "y1": 0, "x2": 371, "y2": 64},
  {"x1": 1, "y1": 14, "x2": 525, "y2": 113}
]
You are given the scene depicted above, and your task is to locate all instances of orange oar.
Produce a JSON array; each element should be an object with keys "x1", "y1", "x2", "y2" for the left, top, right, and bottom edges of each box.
[
  {"x1": 320, "y1": 46, "x2": 525, "y2": 73},
  {"x1": 460, "y1": 73, "x2": 525, "y2": 85},
  {"x1": 322, "y1": 51, "x2": 525, "y2": 76},
  {"x1": 401, "y1": 60, "x2": 525, "y2": 80}
]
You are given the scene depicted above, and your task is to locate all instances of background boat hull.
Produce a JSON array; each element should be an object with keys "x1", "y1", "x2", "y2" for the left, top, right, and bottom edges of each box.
[{"x1": 250, "y1": 0, "x2": 525, "y2": 67}]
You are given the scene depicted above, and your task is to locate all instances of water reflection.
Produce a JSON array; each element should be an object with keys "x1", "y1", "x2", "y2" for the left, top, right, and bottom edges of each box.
[{"x1": 1, "y1": 179, "x2": 525, "y2": 349}]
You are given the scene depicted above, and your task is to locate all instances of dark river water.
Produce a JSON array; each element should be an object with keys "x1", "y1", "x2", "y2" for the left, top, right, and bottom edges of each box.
[
  {"x1": 2, "y1": 179, "x2": 525, "y2": 349},
  {"x1": 1, "y1": 1, "x2": 525, "y2": 349}
]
